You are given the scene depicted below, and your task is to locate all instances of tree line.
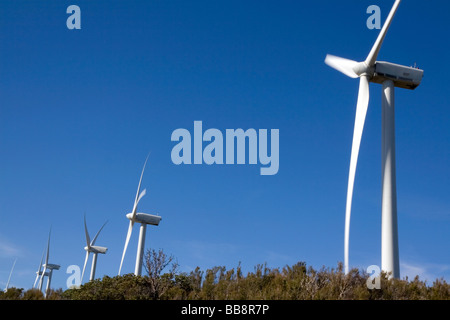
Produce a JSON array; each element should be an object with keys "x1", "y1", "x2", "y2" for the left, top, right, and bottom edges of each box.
[{"x1": 1, "y1": 248, "x2": 449, "y2": 300}]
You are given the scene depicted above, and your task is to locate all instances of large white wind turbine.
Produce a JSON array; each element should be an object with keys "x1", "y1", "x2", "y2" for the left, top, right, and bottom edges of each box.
[
  {"x1": 118, "y1": 155, "x2": 162, "y2": 276},
  {"x1": 81, "y1": 215, "x2": 108, "y2": 283},
  {"x1": 324, "y1": 0, "x2": 423, "y2": 278},
  {"x1": 37, "y1": 229, "x2": 60, "y2": 297}
]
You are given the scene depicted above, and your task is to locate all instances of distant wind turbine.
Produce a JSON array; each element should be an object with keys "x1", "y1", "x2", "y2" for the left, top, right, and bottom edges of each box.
[
  {"x1": 81, "y1": 215, "x2": 108, "y2": 283},
  {"x1": 33, "y1": 250, "x2": 46, "y2": 289},
  {"x1": 325, "y1": 0, "x2": 423, "y2": 278},
  {"x1": 4, "y1": 258, "x2": 17, "y2": 292},
  {"x1": 37, "y1": 228, "x2": 60, "y2": 297},
  {"x1": 118, "y1": 154, "x2": 162, "y2": 276}
]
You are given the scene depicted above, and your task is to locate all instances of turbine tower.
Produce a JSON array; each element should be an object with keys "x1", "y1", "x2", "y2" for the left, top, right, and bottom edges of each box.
[
  {"x1": 118, "y1": 154, "x2": 162, "y2": 276},
  {"x1": 81, "y1": 215, "x2": 108, "y2": 283},
  {"x1": 324, "y1": 0, "x2": 423, "y2": 278},
  {"x1": 37, "y1": 229, "x2": 60, "y2": 297}
]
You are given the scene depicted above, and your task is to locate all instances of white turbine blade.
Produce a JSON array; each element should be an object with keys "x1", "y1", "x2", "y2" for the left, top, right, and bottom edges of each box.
[
  {"x1": 33, "y1": 250, "x2": 45, "y2": 288},
  {"x1": 5, "y1": 259, "x2": 17, "y2": 291},
  {"x1": 131, "y1": 154, "x2": 150, "y2": 217},
  {"x1": 118, "y1": 220, "x2": 134, "y2": 275},
  {"x1": 84, "y1": 214, "x2": 91, "y2": 249},
  {"x1": 325, "y1": 54, "x2": 359, "y2": 78},
  {"x1": 33, "y1": 273, "x2": 40, "y2": 289},
  {"x1": 39, "y1": 264, "x2": 47, "y2": 290},
  {"x1": 91, "y1": 220, "x2": 108, "y2": 246},
  {"x1": 81, "y1": 251, "x2": 90, "y2": 283},
  {"x1": 45, "y1": 228, "x2": 51, "y2": 265},
  {"x1": 137, "y1": 189, "x2": 146, "y2": 205},
  {"x1": 39, "y1": 228, "x2": 51, "y2": 290},
  {"x1": 365, "y1": 0, "x2": 401, "y2": 67},
  {"x1": 344, "y1": 75, "x2": 370, "y2": 274}
]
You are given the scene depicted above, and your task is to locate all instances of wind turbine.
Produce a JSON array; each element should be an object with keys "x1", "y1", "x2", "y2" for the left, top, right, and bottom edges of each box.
[
  {"x1": 37, "y1": 228, "x2": 60, "y2": 297},
  {"x1": 324, "y1": 0, "x2": 423, "y2": 279},
  {"x1": 81, "y1": 215, "x2": 108, "y2": 283},
  {"x1": 33, "y1": 250, "x2": 46, "y2": 289},
  {"x1": 118, "y1": 154, "x2": 162, "y2": 276},
  {"x1": 4, "y1": 259, "x2": 17, "y2": 292}
]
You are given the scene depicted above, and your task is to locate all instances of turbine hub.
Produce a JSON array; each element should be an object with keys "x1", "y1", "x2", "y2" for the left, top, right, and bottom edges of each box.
[{"x1": 353, "y1": 62, "x2": 374, "y2": 77}]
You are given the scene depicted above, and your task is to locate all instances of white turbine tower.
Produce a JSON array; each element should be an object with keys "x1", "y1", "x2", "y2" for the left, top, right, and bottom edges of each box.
[
  {"x1": 324, "y1": 0, "x2": 423, "y2": 278},
  {"x1": 37, "y1": 229, "x2": 60, "y2": 297},
  {"x1": 118, "y1": 155, "x2": 162, "y2": 276},
  {"x1": 81, "y1": 215, "x2": 108, "y2": 283}
]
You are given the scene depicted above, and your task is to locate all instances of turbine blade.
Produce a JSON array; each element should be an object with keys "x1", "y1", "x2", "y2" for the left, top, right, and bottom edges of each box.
[
  {"x1": 137, "y1": 189, "x2": 146, "y2": 205},
  {"x1": 33, "y1": 250, "x2": 45, "y2": 288},
  {"x1": 365, "y1": 0, "x2": 402, "y2": 67},
  {"x1": 39, "y1": 265, "x2": 47, "y2": 290},
  {"x1": 344, "y1": 75, "x2": 370, "y2": 274},
  {"x1": 81, "y1": 251, "x2": 90, "y2": 283},
  {"x1": 118, "y1": 220, "x2": 134, "y2": 275},
  {"x1": 39, "y1": 251, "x2": 44, "y2": 270},
  {"x1": 91, "y1": 220, "x2": 108, "y2": 246},
  {"x1": 45, "y1": 228, "x2": 51, "y2": 265},
  {"x1": 33, "y1": 273, "x2": 40, "y2": 289},
  {"x1": 84, "y1": 214, "x2": 91, "y2": 249},
  {"x1": 39, "y1": 228, "x2": 51, "y2": 290},
  {"x1": 5, "y1": 259, "x2": 17, "y2": 290},
  {"x1": 131, "y1": 154, "x2": 150, "y2": 218},
  {"x1": 324, "y1": 54, "x2": 359, "y2": 78}
]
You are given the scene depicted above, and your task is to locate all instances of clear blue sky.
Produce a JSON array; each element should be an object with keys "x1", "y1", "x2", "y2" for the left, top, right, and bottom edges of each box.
[{"x1": 1, "y1": 0, "x2": 449, "y2": 291}]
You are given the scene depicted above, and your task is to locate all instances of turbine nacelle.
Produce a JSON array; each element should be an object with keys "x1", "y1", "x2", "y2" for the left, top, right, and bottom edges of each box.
[
  {"x1": 325, "y1": 55, "x2": 424, "y2": 90},
  {"x1": 43, "y1": 263, "x2": 60, "y2": 271},
  {"x1": 84, "y1": 245, "x2": 108, "y2": 254},
  {"x1": 126, "y1": 212, "x2": 162, "y2": 226},
  {"x1": 372, "y1": 61, "x2": 423, "y2": 90}
]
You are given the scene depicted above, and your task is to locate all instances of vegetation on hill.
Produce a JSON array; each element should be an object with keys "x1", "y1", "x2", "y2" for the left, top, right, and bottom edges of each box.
[{"x1": 1, "y1": 248, "x2": 449, "y2": 300}]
